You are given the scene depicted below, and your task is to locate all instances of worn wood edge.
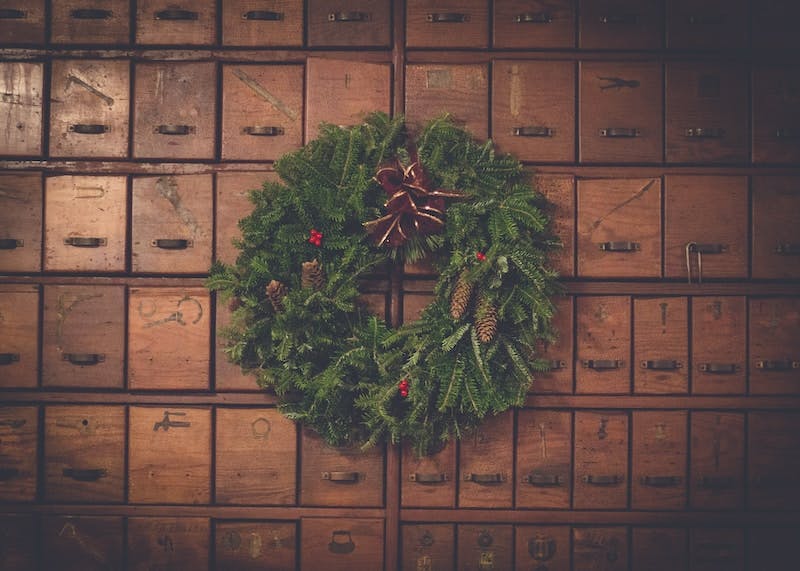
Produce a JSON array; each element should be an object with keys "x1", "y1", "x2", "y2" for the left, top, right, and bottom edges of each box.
[{"x1": 0, "y1": 504, "x2": 386, "y2": 518}]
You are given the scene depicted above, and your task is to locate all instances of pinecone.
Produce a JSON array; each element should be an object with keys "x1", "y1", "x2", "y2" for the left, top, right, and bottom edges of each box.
[
  {"x1": 450, "y1": 271, "x2": 473, "y2": 320},
  {"x1": 475, "y1": 295, "x2": 498, "y2": 343},
  {"x1": 265, "y1": 280, "x2": 288, "y2": 312},
  {"x1": 227, "y1": 296, "x2": 242, "y2": 312},
  {"x1": 301, "y1": 259, "x2": 326, "y2": 291}
]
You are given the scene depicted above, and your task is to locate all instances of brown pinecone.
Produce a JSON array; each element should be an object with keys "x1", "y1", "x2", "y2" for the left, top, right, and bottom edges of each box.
[
  {"x1": 475, "y1": 295, "x2": 498, "y2": 343},
  {"x1": 227, "y1": 296, "x2": 242, "y2": 312},
  {"x1": 450, "y1": 271, "x2": 473, "y2": 320},
  {"x1": 301, "y1": 259, "x2": 326, "y2": 291},
  {"x1": 265, "y1": 279, "x2": 288, "y2": 312}
]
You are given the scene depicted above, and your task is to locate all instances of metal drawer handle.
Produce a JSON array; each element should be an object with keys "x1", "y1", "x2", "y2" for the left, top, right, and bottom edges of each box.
[
  {"x1": 0, "y1": 9, "x2": 26, "y2": 19},
  {"x1": 599, "y1": 127, "x2": 640, "y2": 138},
  {"x1": 699, "y1": 475, "x2": 735, "y2": 489},
  {"x1": 641, "y1": 475, "x2": 682, "y2": 487},
  {"x1": 69, "y1": 124, "x2": 109, "y2": 135},
  {"x1": 155, "y1": 124, "x2": 194, "y2": 135},
  {"x1": 63, "y1": 468, "x2": 108, "y2": 482},
  {"x1": 776, "y1": 243, "x2": 800, "y2": 255},
  {"x1": 0, "y1": 353, "x2": 20, "y2": 366},
  {"x1": 776, "y1": 128, "x2": 800, "y2": 139},
  {"x1": 687, "y1": 14, "x2": 726, "y2": 25},
  {"x1": 463, "y1": 472, "x2": 506, "y2": 484},
  {"x1": 328, "y1": 11, "x2": 369, "y2": 22},
  {"x1": 70, "y1": 8, "x2": 112, "y2": 19},
  {"x1": 409, "y1": 472, "x2": 448, "y2": 484},
  {"x1": 242, "y1": 10, "x2": 283, "y2": 21},
  {"x1": 516, "y1": 12, "x2": 552, "y2": 24},
  {"x1": 751, "y1": 475, "x2": 800, "y2": 487},
  {"x1": 513, "y1": 126, "x2": 553, "y2": 137},
  {"x1": 529, "y1": 537, "x2": 557, "y2": 560},
  {"x1": 322, "y1": 471, "x2": 360, "y2": 482},
  {"x1": 155, "y1": 9, "x2": 198, "y2": 20},
  {"x1": 582, "y1": 474, "x2": 623, "y2": 485},
  {"x1": 599, "y1": 241, "x2": 640, "y2": 252},
  {"x1": 328, "y1": 530, "x2": 355, "y2": 554},
  {"x1": 63, "y1": 353, "x2": 106, "y2": 366},
  {"x1": 151, "y1": 238, "x2": 192, "y2": 250},
  {"x1": 756, "y1": 359, "x2": 800, "y2": 371},
  {"x1": 426, "y1": 13, "x2": 470, "y2": 23},
  {"x1": 547, "y1": 359, "x2": 566, "y2": 370},
  {"x1": 243, "y1": 125, "x2": 284, "y2": 136},
  {"x1": 688, "y1": 243, "x2": 728, "y2": 254},
  {"x1": 0, "y1": 238, "x2": 23, "y2": 250},
  {"x1": 641, "y1": 360, "x2": 682, "y2": 371},
  {"x1": 0, "y1": 419, "x2": 26, "y2": 428},
  {"x1": 63, "y1": 237, "x2": 107, "y2": 248},
  {"x1": 600, "y1": 14, "x2": 639, "y2": 24},
  {"x1": 684, "y1": 127, "x2": 725, "y2": 138},
  {"x1": 0, "y1": 468, "x2": 20, "y2": 481},
  {"x1": 153, "y1": 411, "x2": 190, "y2": 431},
  {"x1": 522, "y1": 473, "x2": 564, "y2": 486},
  {"x1": 698, "y1": 363, "x2": 739, "y2": 374},
  {"x1": 581, "y1": 359, "x2": 623, "y2": 370}
]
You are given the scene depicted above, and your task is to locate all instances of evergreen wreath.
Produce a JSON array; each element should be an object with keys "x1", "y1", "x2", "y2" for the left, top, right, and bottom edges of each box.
[{"x1": 207, "y1": 112, "x2": 560, "y2": 455}]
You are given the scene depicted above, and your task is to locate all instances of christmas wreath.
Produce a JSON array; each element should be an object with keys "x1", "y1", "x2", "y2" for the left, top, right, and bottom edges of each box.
[{"x1": 208, "y1": 113, "x2": 559, "y2": 454}]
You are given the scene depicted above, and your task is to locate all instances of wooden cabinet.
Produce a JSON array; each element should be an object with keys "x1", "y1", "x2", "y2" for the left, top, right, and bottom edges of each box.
[
  {"x1": 576, "y1": 296, "x2": 631, "y2": 395},
  {"x1": 221, "y1": 0, "x2": 303, "y2": 46},
  {"x1": 534, "y1": 295, "x2": 573, "y2": 394},
  {"x1": 633, "y1": 297, "x2": 688, "y2": 394},
  {"x1": 691, "y1": 297, "x2": 747, "y2": 395},
  {"x1": 406, "y1": 0, "x2": 488, "y2": 48},
  {"x1": 457, "y1": 525, "x2": 512, "y2": 571},
  {"x1": 216, "y1": 520, "x2": 297, "y2": 570},
  {"x1": 748, "y1": 412, "x2": 800, "y2": 510},
  {"x1": 42, "y1": 515, "x2": 124, "y2": 571},
  {"x1": 300, "y1": 518, "x2": 384, "y2": 571},
  {"x1": 515, "y1": 526, "x2": 569, "y2": 571},
  {"x1": 0, "y1": 285, "x2": 40, "y2": 389},
  {"x1": 749, "y1": 297, "x2": 800, "y2": 395},
  {"x1": 401, "y1": 524, "x2": 454, "y2": 571},
  {"x1": 0, "y1": 172, "x2": 42, "y2": 273},
  {"x1": 632, "y1": 410, "x2": 688, "y2": 510},
  {"x1": 0, "y1": 62, "x2": 43, "y2": 157},
  {"x1": 536, "y1": 174, "x2": 575, "y2": 278},
  {"x1": 128, "y1": 517, "x2": 210, "y2": 571},
  {"x1": 136, "y1": 0, "x2": 216, "y2": 45},
  {"x1": 458, "y1": 412, "x2": 513, "y2": 508},
  {"x1": 573, "y1": 527, "x2": 628, "y2": 571},
  {"x1": 752, "y1": 176, "x2": 800, "y2": 279},
  {"x1": 579, "y1": 0, "x2": 663, "y2": 49},
  {"x1": 690, "y1": 411, "x2": 745, "y2": 510},
  {"x1": 632, "y1": 528, "x2": 688, "y2": 571},
  {"x1": 0, "y1": 0, "x2": 45, "y2": 44},
  {"x1": 753, "y1": 67, "x2": 800, "y2": 164},
  {"x1": 516, "y1": 410, "x2": 571, "y2": 509},
  {"x1": 308, "y1": 0, "x2": 391, "y2": 47},
  {"x1": 574, "y1": 411, "x2": 629, "y2": 509},
  {"x1": 691, "y1": 528, "x2": 744, "y2": 571},
  {"x1": 0, "y1": 406, "x2": 37, "y2": 502},
  {"x1": 0, "y1": 514, "x2": 37, "y2": 570},
  {"x1": 493, "y1": 0, "x2": 575, "y2": 49},
  {"x1": 401, "y1": 440, "x2": 456, "y2": 508},
  {"x1": 50, "y1": 0, "x2": 130, "y2": 44},
  {"x1": 666, "y1": 0, "x2": 748, "y2": 49}
]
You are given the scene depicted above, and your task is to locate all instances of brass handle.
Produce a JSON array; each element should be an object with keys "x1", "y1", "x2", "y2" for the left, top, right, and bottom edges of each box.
[
  {"x1": 756, "y1": 359, "x2": 800, "y2": 371},
  {"x1": 640, "y1": 475, "x2": 682, "y2": 487},
  {"x1": 155, "y1": 9, "x2": 198, "y2": 20},
  {"x1": 0, "y1": 419, "x2": 26, "y2": 428},
  {"x1": 698, "y1": 363, "x2": 739, "y2": 374},
  {"x1": 0, "y1": 468, "x2": 20, "y2": 481},
  {"x1": 0, "y1": 238, "x2": 23, "y2": 250},
  {"x1": 0, "y1": 8, "x2": 26, "y2": 19},
  {"x1": 698, "y1": 475, "x2": 735, "y2": 489},
  {"x1": 63, "y1": 237, "x2": 107, "y2": 248},
  {"x1": 640, "y1": 360, "x2": 682, "y2": 371},
  {"x1": 328, "y1": 530, "x2": 355, "y2": 554},
  {"x1": 150, "y1": 238, "x2": 192, "y2": 250},
  {"x1": 516, "y1": 12, "x2": 552, "y2": 24},
  {"x1": 684, "y1": 128, "x2": 725, "y2": 138},
  {"x1": 0, "y1": 353, "x2": 20, "y2": 366},
  {"x1": 243, "y1": 126, "x2": 284, "y2": 136},
  {"x1": 322, "y1": 471, "x2": 360, "y2": 482},
  {"x1": 775, "y1": 128, "x2": 800, "y2": 139},
  {"x1": 426, "y1": 13, "x2": 470, "y2": 23},
  {"x1": 63, "y1": 468, "x2": 107, "y2": 482},
  {"x1": 513, "y1": 126, "x2": 554, "y2": 137},
  {"x1": 63, "y1": 353, "x2": 106, "y2": 366},
  {"x1": 70, "y1": 8, "x2": 113, "y2": 19},
  {"x1": 155, "y1": 124, "x2": 194, "y2": 135},
  {"x1": 463, "y1": 472, "x2": 506, "y2": 484},
  {"x1": 547, "y1": 359, "x2": 566, "y2": 370},
  {"x1": 776, "y1": 243, "x2": 800, "y2": 255},
  {"x1": 581, "y1": 359, "x2": 623, "y2": 370},
  {"x1": 600, "y1": 14, "x2": 639, "y2": 24},
  {"x1": 522, "y1": 473, "x2": 564, "y2": 486},
  {"x1": 582, "y1": 474, "x2": 624, "y2": 485},
  {"x1": 599, "y1": 241, "x2": 640, "y2": 252},
  {"x1": 688, "y1": 243, "x2": 728, "y2": 254},
  {"x1": 69, "y1": 124, "x2": 109, "y2": 135},
  {"x1": 409, "y1": 472, "x2": 448, "y2": 484},
  {"x1": 599, "y1": 128, "x2": 640, "y2": 138},
  {"x1": 242, "y1": 10, "x2": 283, "y2": 21},
  {"x1": 328, "y1": 11, "x2": 369, "y2": 22}
]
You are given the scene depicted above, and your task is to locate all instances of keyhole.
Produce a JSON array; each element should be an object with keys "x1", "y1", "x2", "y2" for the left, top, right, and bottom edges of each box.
[{"x1": 81, "y1": 419, "x2": 89, "y2": 427}]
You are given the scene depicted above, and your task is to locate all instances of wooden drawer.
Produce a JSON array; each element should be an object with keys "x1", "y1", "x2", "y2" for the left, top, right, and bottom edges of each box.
[
  {"x1": 0, "y1": 285, "x2": 40, "y2": 389},
  {"x1": 664, "y1": 175, "x2": 748, "y2": 280},
  {"x1": 44, "y1": 175, "x2": 126, "y2": 272},
  {"x1": 403, "y1": 292, "x2": 431, "y2": 323},
  {"x1": 632, "y1": 528, "x2": 688, "y2": 571},
  {"x1": 300, "y1": 429, "x2": 384, "y2": 507},
  {"x1": 0, "y1": 0, "x2": 44, "y2": 44},
  {"x1": 215, "y1": 408, "x2": 297, "y2": 505},
  {"x1": 133, "y1": 62, "x2": 216, "y2": 159},
  {"x1": 305, "y1": 58, "x2": 391, "y2": 141},
  {"x1": 666, "y1": 63, "x2": 749, "y2": 164},
  {"x1": 215, "y1": 299, "x2": 258, "y2": 391},
  {"x1": 493, "y1": 0, "x2": 575, "y2": 49},
  {"x1": 42, "y1": 285, "x2": 124, "y2": 388},
  {"x1": 308, "y1": 0, "x2": 391, "y2": 47},
  {"x1": 690, "y1": 411, "x2": 745, "y2": 510},
  {"x1": 632, "y1": 410, "x2": 687, "y2": 509},
  {"x1": 0, "y1": 406, "x2": 37, "y2": 502},
  {"x1": 216, "y1": 172, "x2": 271, "y2": 265},
  {"x1": 666, "y1": 0, "x2": 748, "y2": 49},
  {"x1": 401, "y1": 439, "x2": 455, "y2": 508},
  {"x1": 753, "y1": 0, "x2": 800, "y2": 50},
  {"x1": 405, "y1": 64, "x2": 489, "y2": 140},
  {"x1": 0, "y1": 62, "x2": 43, "y2": 157},
  {"x1": 573, "y1": 527, "x2": 628, "y2": 571},
  {"x1": 576, "y1": 296, "x2": 631, "y2": 395},
  {"x1": 42, "y1": 515, "x2": 124, "y2": 571},
  {"x1": 0, "y1": 514, "x2": 36, "y2": 571},
  {"x1": 492, "y1": 61, "x2": 575, "y2": 163},
  {"x1": 691, "y1": 528, "x2": 744, "y2": 571},
  {"x1": 577, "y1": 178, "x2": 661, "y2": 278},
  {"x1": 457, "y1": 525, "x2": 512, "y2": 571},
  {"x1": 633, "y1": 297, "x2": 688, "y2": 394},
  {"x1": 574, "y1": 411, "x2": 629, "y2": 509},
  {"x1": 515, "y1": 526, "x2": 569, "y2": 571},
  {"x1": 749, "y1": 412, "x2": 800, "y2": 510},
  {"x1": 128, "y1": 517, "x2": 210, "y2": 571},
  {"x1": 516, "y1": 410, "x2": 571, "y2": 509},
  {"x1": 129, "y1": 406, "x2": 211, "y2": 504},
  {"x1": 406, "y1": 0, "x2": 488, "y2": 48},
  {"x1": 749, "y1": 297, "x2": 800, "y2": 395},
  {"x1": 0, "y1": 172, "x2": 42, "y2": 272},
  {"x1": 534, "y1": 295, "x2": 573, "y2": 394},
  {"x1": 128, "y1": 287, "x2": 210, "y2": 390},
  {"x1": 222, "y1": 64, "x2": 303, "y2": 160},
  {"x1": 537, "y1": 174, "x2": 574, "y2": 277},
  {"x1": 753, "y1": 67, "x2": 800, "y2": 164},
  {"x1": 49, "y1": 60, "x2": 129, "y2": 158},
  {"x1": 579, "y1": 0, "x2": 662, "y2": 49},
  {"x1": 216, "y1": 520, "x2": 297, "y2": 570},
  {"x1": 132, "y1": 174, "x2": 213, "y2": 274},
  {"x1": 748, "y1": 527, "x2": 800, "y2": 571},
  {"x1": 401, "y1": 524, "x2": 454, "y2": 571},
  {"x1": 300, "y1": 518, "x2": 383, "y2": 571},
  {"x1": 458, "y1": 412, "x2": 513, "y2": 508},
  {"x1": 51, "y1": 0, "x2": 130, "y2": 44},
  {"x1": 752, "y1": 176, "x2": 800, "y2": 279},
  {"x1": 222, "y1": 0, "x2": 303, "y2": 46},
  {"x1": 691, "y1": 297, "x2": 747, "y2": 394},
  {"x1": 136, "y1": 0, "x2": 216, "y2": 45},
  {"x1": 579, "y1": 62, "x2": 663, "y2": 163},
  {"x1": 44, "y1": 405, "x2": 125, "y2": 503}
]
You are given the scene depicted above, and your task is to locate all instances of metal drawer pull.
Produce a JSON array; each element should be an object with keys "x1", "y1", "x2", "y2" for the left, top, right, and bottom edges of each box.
[
  {"x1": 756, "y1": 359, "x2": 800, "y2": 371},
  {"x1": 328, "y1": 530, "x2": 355, "y2": 554},
  {"x1": 242, "y1": 10, "x2": 283, "y2": 21},
  {"x1": 698, "y1": 363, "x2": 739, "y2": 374},
  {"x1": 63, "y1": 468, "x2": 107, "y2": 482},
  {"x1": 155, "y1": 9, "x2": 198, "y2": 20},
  {"x1": 243, "y1": 125, "x2": 284, "y2": 136},
  {"x1": 547, "y1": 359, "x2": 566, "y2": 370},
  {"x1": 328, "y1": 11, "x2": 369, "y2": 22},
  {"x1": 641, "y1": 360, "x2": 682, "y2": 370},
  {"x1": 687, "y1": 14, "x2": 726, "y2": 25},
  {"x1": 599, "y1": 127, "x2": 640, "y2": 138},
  {"x1": 0, "y1": 353, "x2": 20, "y2": 366},
  {"x1": 523, "y1": 473, "x2": 564, "y2": 486},
  {"x1": 63, "y1": 237, "x2": 106, "y2": 248},
  {"x1": 70, "y1": 9, "x2": 113, "y2": 19},
  {"x1": 699, "y1": 475, "x2": 735, "y2": 489},
  {"x1": 513, "y1": 126, "x2": 553, "y2": 137},
  {"x1": 776, "y1": 128, "x2": 800, "y2": 139},
  {"x1": 426, "y1": 13, "x2": 470, "y2": 23},
  {"x1": 63, "y1": 353, "x2": 106, "y2": 366},
  {"x1": 69, "y1": 124, "x2": 109, "y2": 135},
  {"x1": 529, "y1": 537, "x2": 557, "y2": 560},
  {"x1": 641, "y1": 475, "x2": 682, "y2": 487},
  {"x1": 0, "y1": 468, "x2": 20, "y2": 481},
  {"x1": 151, "y1": 238, "x2": 192, "y2": 250},
  {"x1": 0, "y1": 9, "x2": 26, "y2": 18},
  {"x1": 600, "y1": 14, "x2": 639, "y2": 25},
  {"x1": 0, "y1": 238, "x2": 23, "y2": 250},
  {"x1": 582, "y1": 474, "x2": 623, "y2": 485},
  {"x1": 322, "y1": 471, "x2": 360, "y2": 482},
  {"x1": 599, "y1": 241, "x2": 640, "y2": 252},
  {"x1": 688, "y1": 243, "x2": 728, "y2": 254},
  {"x1": 409, "y1": 472, "x2": 448, "y2": 483},
  {"x1": 155, "y1": 124, "x2": 194, "y2": 135},
  {"x1": 581, "y1": 359, "x2": 623, "y2": 370},
  {"x1": 0, "y1": 419, "x2": 26, "y2": 428},
  {"x1": 684, "y1": 127, "x2": 725, "y2": 138},
  {"x1": 517, "y1": 12, "x2": 552, "y2": 24},
  {"x1": 463, "y1": 472, "x2": 506, "y2": 484},
  {"x1": 776, "y1": 243, "x2": 800, "y2": 255}
]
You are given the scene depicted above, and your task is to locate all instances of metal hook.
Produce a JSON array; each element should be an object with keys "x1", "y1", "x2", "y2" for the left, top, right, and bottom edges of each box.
[{"x1": 685, "y1": 242, "x2": 695, "y2": 284}]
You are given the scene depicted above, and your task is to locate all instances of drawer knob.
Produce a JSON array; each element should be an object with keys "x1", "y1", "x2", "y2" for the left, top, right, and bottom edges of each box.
[
  {"x1": 63, "y1": 236, "x2": 107, "y2": 248},
  {"x1": 63, "y1": 353, "x2": 106, "y2": 366},
  {"x1": 426, "y1": 13, "x2": 470, "y2": 23},
  {"x1": 600, "y1": 14, "x2": 639, "y2": 25},
  {"x1": 599, "y1": 127, "x2": 640, "y2": 138},
  {"x1": 70, "y1": 8, "x2": 112, "y2": 20},
  {"x1": 684, "y1": 127, "x2": 725, "y2": 139},
  {"x1": 63, "y1": 468, "x2": 108, "y2": 482},
  {"x1": 321, "y1": 471, "x2": 360, "y2": 482},
  {"x1": 776, "y1": 243, "x2": 800, "y2": 255},
  {"x1": 756, "y1": 359, "x2": 800, "y2": 371},
  {"x1": 328, "y1": 11, "x2": 369, "y2": 22},
  {"x1": 155, "y1": 124, "x2": 194, "y2": 136},
  {"x1": 516, "y1": 12, "x2": 552, "y2": 24},
  {"x1": 409, "y1": 472, "x2": 448, "y2": 484},
  {"x1": 698, "y1": 363, "x2": 739, "y2": 374},
  {"x1": 151, "y1": 238, "x2": 193, "y2": 250},
  {"x1": 328, "y1": 530, "x2": 355, "y2": 554},
  {"x1": 775, "y1": 128, "x2": 800, "y2": 139},
  {"x1": 242, "y1": 10, "x2": 283, "y2": 21},
  {"x1": 640, "y1": 359, "x2": 682, "y2": 370},
  {"x1": 0, "y1": 467, "x2": 20, "y2": 481},
  {"x1": 688, "y1": 243, "x2": 728, "y2": 254},
  {"x1": 243, "y1": 125, "x2": 284, "y2": 137},
  {"x1": 640, "y1": 475, "x2": 682, "y2": 487},
  {"x1": 598, "y1": 241, "x2": 640, "y2": 252},
  {"x1": 522, "y1": 473, "x2": 564, "y2": 486},
  {"x1": 463, "y1": 472, "x2": 506, "y2": 484},
  {"x1": 0, "y1": 238, "x2": 23, "y2": 250},
  {"x1": 582, "y1": 474, "x2": 624, "y2": 486},
  {"x1": 154, "y1": 9, "x2": 198, "y2": 20},
  {"x1": 698, "y1": 475, "x2": 735, "y2": 489},
  {"x1": 69, "y1": 123, "x2": 110, "y2": 135},
  {"x1": 0, "y1": 8, "x2": 26, "y2": 19},
  {"x1": 0, "y1": 353, "x2": 20, "y2": 366},
  {"x1": 513, "y1": 126, "x2": 553, "y2": 137},
  {"x1": 581, "y1": 359, "x2": 623, "y2": 370}
]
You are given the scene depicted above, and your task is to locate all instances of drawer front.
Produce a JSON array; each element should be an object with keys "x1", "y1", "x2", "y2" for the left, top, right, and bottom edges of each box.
[
  {"x1": 516, "y1": 410, "x2": 571, "y2": 509},
  {"x1": 51, "y1": 0, "x2": 130, "y2": 44},
  {"x1": 632, "y1": 410, "x2": 687, "y2": 509},
  {"x1": 0, "y1": 0, "x2": 44, "y2": 44},
  {"x1": 129, "y1": 406, "x2": 212, "y2": 504},
  {"x1": 664, "y1": 175, "x2": 748, "y2": 279},
  {"x1": 752, "y1": 176, "x2": 800, "y2": 279},
  {"x1": 573, "y1": 527, "x2": 628, "y2": 571},
  {"x1": 305, "y1": 59, "x2": 391, "y2": 141},
  {"x1": 574, "y1": 411, "x2": 629, "y2": 509},
  {"x1": 577, "y1": 178, "x2": 661, "y2": 278},
  {"x1": 748, "y1": 412, "x2": 800, "y2": 509},
  {"x1": 536, "y1": 174, "x2": 575, "y2": 278},
  {"x1": 633, "y1": 297, "x2": 688, "y2": 394},
  {"x1": 216, "y1": 172, "x2": 272, "y2": 265},
  {"x1": 666, "y1": 63, "x2": 749, "y2": 164},
  {"x1": 576, "y1": 296, "x2": 631, "y2": 395},
  {"x1": 406, "y1": 0, "x2": 488, "y2": 48},
  {"x1": 0, "y1": 515, "x2": 36, "y2": 571},
  {"x1": 458, "y1": 412, "x2": 513, "y2": 508},
  {"x1": 49, "y1": 59, "x2": 130, "y2": 158},
  {"x1": 215, "y1": 408, "x2": 297, "y2": 505},
  {"x1": 690, "y1": 411, "x2": 745, "y2": 510},
  {"x1": 216, "y1": 521, "x2": 297, "y2": 570},
  {"x1": 300, "y1": 430, "x2": 384, "y2": 507},
  {"x1": 222, "y1": 64, "x2": 303, "y2": 160},
  {"x1": 132, "y1": 174, "x2": 213, "y2": 273},
  {"x1": 754, "y1": 67, "x2": 800, "y2": 164},
  {"x1": 579, "y1": 0, "x2": 663, "y2": 49},
  {"x1": 0, "y1": 286, "x2": 40, "y2": 389},
  {"x1": 308, "y1": 0, "x2": 391, "y2": 47},
  {"x1": 133, "y1": 62, "x2": 216, "y2": 159},
  {"x1": 753, "y1": 0, "x2": 800, "y2": 50},
  {"x1": 401, "y1": 524, "x2": 454, "y2": 571},
  {"x1": 401, "y1": 439, "x2": 456, "y2": 508},
  {"x1": 0, "y1": 62, "x2": 43, "y2": 157},
  {"x1": 579, "y1": 62, "x2": 663, "y2": 163},
  {"x1": 666, "y1": 0, "x2": 748, "y2": 49},
  {"x1": 128, "y1": 517, "x2": 210, "y2": 571},
  {"x1": 515, "y1": 526, "x2": 569, "y2": 571},
  {"x1": 42, "y1": 515, "x2": 124, "y2": 571},
  {"x1": 457, "y1": 525, "x2": 512, "y2": 571},
  {"x1": 0, "y1": 406, "x2": 37, "y2": 502},
  {"x1": 0, "y1": 172, "x2": 42, "y2": 272},
  {"x1": 632, "y1": 528, "x2": 688, "y2": 571},
  {"x1": 215, "y1": 299, "x2": 257, "y2": 391},
  {"x1": 44, "y1": 405, "x2": 125, "y2": 503},
  {"x1": 691, "y1": 297, "x2": 747, "y2": 394},
  {"x1": 300, "y1": 517, "x2": 383, "y2": 571},
  {"x1": 748, "y1": 527, "x2": 800, "y2": 571},
  {"x1": 535, "y1": 295, "x2": 573, "y2": 394},
  {"x1": 136, "y1": 0, "x2": 216, "y2": 45},
  {"x1": 691, "y1": 528, "x2": 744, "y2": 571},
  {"x1": 128, "y1": 287, "x2": 210, "y2": 390},
  {"x1": 493, "y1": 61, "x2": 575, "y2": 163},
  {"x1": 493, "y1": 0, "x2": 575, "y2": 49},
  {"x1": 222, "y1": 0, "x2": 303, "y2": 46},
  {"x1": 749, "y1": 297, "x2": 800, "y2": 395},
  {"x1": 44, "y1": 175, "x2": 127, "y2": 272}
]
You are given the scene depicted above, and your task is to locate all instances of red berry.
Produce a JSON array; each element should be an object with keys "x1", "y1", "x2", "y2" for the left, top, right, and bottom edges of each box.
[
  {"x1": 399, "y1": 389, "x2": 409, "y2": 397},
  {"x1": 476, "y1": 251, "x2": 486, "y2": 261}
]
